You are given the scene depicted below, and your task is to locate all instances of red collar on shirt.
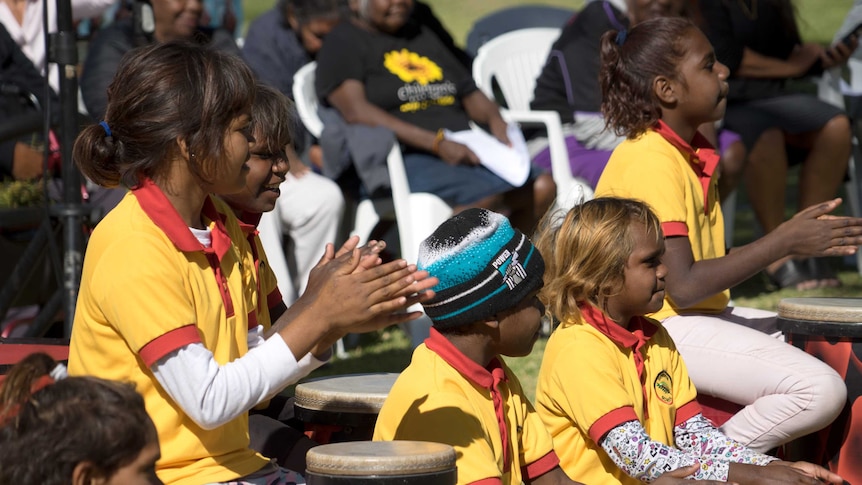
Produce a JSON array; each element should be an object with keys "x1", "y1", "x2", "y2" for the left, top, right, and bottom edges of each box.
[
  {"x1": 425, "y1": 328, "x2": 512, "y2": 471},
  {"x1": 425, "y1": 328, "x2": 504, "y2": 388},
  {"x1": 652, "y1": 120, "x2": 719, "y2": 215},
  {"x1": 577, "y1": 303, "x2": 658, "y2": 381},
  {"x1": 238, "y1": 210, "x2": 262, "y2": 229},
  {"x1": 132, "y1": 177, "x2": 232, "y2": 261},
  {"x1": 236, "y1": 210, "x2": 262, "y2": 239}
]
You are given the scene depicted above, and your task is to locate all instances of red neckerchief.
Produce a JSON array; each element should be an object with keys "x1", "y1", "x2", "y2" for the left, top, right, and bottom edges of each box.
[
  {"x1": 652, "y1": 120, "x2": 720, "y2": 216},
  {"x1": 425, "y1": 328, "x2": 512, "y2": 471},
  {"x1": 578, "y1": 303, "x2": 659, "y2": 414},
  {"x1": 236, "y1": 211, "x2": 266, "y2": 317}
]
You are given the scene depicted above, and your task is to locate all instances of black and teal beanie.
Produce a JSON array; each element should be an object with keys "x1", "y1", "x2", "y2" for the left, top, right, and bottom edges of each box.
[{"x1": 418, "y1": 208, "x2": 545, "y2": 329}]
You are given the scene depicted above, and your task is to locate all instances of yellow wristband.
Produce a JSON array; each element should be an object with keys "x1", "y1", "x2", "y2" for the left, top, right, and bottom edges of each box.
[{"x1": 431, "y1": 129, "x2": 445, "y2": 154}]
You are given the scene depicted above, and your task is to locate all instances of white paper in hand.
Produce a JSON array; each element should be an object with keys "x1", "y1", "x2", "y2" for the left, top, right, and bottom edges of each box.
[{"x1": 444, "y1": 123, "x2": 531, "y2": 187}]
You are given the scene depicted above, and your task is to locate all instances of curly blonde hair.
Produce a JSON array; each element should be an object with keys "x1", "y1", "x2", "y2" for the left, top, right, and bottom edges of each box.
[{"x1": 534, "y1": 197, "x2": 662, "y2": 325}]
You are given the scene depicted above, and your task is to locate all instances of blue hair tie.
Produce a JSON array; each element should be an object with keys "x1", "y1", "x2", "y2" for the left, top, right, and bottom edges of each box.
[
  {"x1": 615, "y1": 29, "x2": 628, "y2": 46},
  {"x1": 99, "y1": 120, "x2": 112, "y2": 138}
]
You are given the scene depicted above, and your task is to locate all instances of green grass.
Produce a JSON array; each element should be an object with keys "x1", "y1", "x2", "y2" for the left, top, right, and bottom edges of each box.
[{"x1": 796, "y1": 0, "x2": 856, "y2": 45}]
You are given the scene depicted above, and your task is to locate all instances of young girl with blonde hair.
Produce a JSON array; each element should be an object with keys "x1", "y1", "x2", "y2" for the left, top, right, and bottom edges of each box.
[{"x1": 534, "y1": 197, "x2": 842, "y2": 484}]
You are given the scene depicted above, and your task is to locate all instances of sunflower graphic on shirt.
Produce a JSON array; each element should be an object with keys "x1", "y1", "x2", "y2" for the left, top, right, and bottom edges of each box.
[{"x1": 384, "y1": 49, "x2": 443, "y2": 85}]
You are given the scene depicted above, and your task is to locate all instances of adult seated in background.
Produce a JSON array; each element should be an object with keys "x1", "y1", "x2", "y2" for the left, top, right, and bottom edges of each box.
[
  {"x1": 530, "y1": 0, "x2": 746, "y2": 200},
  {"x1": 241, "y1": 0, "x2": 469, "y2": 176},
  {"x1": 242, "y1": 0, "x2": 346, "y2": 102},
  {"x1": 699, "y1": 0, "x2": 856, "y2": 290},
  {"x1": 0, "y1": 22, "x2": 58, "y2": 181},
  {"x1": 80, "y1": 0, "x2": 239, "y2": 120},
  {"x1": 0, "y1": 0, "x2": 113, "y2": 94},
  {"x1": 315, "y1": 0, "x2": 556, "y2": 233},
  {"x1": 202, "y1": 0, "x2": 242, "y2": 39},
  {"x1": 243, "y1": 0, "x2": 468, "y2": 100}
]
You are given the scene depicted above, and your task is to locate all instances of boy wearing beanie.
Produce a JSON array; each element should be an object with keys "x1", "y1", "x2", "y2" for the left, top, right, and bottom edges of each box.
[
  {"x1": 372, "y1": 208, "x2": 571, "y2": 485},
  {"x1": 373, "y1": 209, "x2": 728, "y2": 485}
]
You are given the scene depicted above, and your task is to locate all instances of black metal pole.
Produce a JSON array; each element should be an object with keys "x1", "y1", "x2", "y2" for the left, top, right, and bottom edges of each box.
[{"x1": 48, "y1": 0, "x2": 82, "y2": 337}]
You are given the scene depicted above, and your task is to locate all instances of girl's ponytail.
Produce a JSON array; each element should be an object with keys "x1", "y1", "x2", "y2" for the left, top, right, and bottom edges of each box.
[
  {"x1": 599, "y1": 29, "x2": 632, "y2": 137},
  {"x1": 74, "y1": 122, "x2": 123, "y2": 188},
  {"x1": 0, "y1": 352, "x2": 61, "y2": 424},
  {"x1": 599, "y1": 17, "x2": 695, "y2": 139}
]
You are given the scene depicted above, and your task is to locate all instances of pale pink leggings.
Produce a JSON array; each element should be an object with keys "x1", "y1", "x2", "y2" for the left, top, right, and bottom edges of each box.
[{"x1": 662, "y1": 306, "x2": 846, "y2": 452}]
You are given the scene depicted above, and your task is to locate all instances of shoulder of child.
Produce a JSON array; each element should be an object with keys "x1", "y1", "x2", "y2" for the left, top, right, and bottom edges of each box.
[
  {"x1": 607, "y1": 135, "x2": 685, "y2": 174},
  {"x1": 545, "y1": 322, "x2": 624, "y2": 361}
]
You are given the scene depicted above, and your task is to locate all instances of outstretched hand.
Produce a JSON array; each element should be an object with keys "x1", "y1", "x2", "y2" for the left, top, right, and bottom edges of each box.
[
  {"x1": 779, "y1": 198, "x2": 862, "y2": 257},
  {"x1": 768, "y1": 461, "x2": 843, "y2": 485},
  {"x1": 651, "y1": 464, "x2": 734, "y2": 485},
  {"x1": 728, "y1": 461, "x2": 838, "y2": 485}
]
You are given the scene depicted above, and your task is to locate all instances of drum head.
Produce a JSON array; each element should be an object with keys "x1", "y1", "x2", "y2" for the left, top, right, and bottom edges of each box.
[
  {"x1": 295, "y1": 373, "x2": 399, "y2": 414},
  {"x1": 306, "y1": 440, "x2": 456, "y2": 476},
  {"x1": 778, "y1": 298, "x2": 862, "y2": 323}
]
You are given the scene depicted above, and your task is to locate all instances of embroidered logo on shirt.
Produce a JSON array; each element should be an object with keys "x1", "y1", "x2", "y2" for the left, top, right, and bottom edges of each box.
[{"x1": 654, "y1": 370, "x2": 673, "y2": 405}]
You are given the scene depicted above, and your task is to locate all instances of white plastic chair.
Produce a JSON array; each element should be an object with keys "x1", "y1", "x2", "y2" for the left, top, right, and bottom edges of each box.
[
  {"x1": 292, "y1": 62, "x2": 390, "y2": 250},
  {"x1": 292, "y1": 62, "x2": 450, "y2": 348},
  {"x1": 472, "y1": 27, "x2": 594, "y2": 209}
]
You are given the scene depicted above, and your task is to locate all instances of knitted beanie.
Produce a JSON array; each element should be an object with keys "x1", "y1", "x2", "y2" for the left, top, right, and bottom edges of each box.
[{"x1": 418, "y1": 208, "x2": 545, "y2": 329}]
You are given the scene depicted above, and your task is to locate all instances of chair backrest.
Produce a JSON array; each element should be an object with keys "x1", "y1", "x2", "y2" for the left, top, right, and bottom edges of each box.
[
  {"x1": 465, "y1": 5, "x2": 575, "y2": 57},
  {"x1": 473, "y1": 28, "x2": 561, "y2": 112},
  {"x1": 289, "y1": 60, "x2": 452, "y2": 263},
  {"x1": 292, "y1": 61, "x2": 324, "y2": 138}
]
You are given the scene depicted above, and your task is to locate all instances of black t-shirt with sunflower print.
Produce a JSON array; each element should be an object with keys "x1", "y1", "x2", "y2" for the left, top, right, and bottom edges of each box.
[{"x1": 316, "y1": 19, "x2": 478, "y2": 142}]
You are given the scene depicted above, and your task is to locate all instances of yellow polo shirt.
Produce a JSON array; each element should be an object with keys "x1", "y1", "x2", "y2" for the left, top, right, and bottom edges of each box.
[
  {"x1": 237, "y1": 212, "x2": 283, "y2": 331},
  {"x1": 535, "y1": 305, "x2": 701, "y2": 485},
  {"x1": 595, "y1": 122, "x2": 728, "y2": 320},
  {"x1": 374, "y1": 328, "x2": 560, "y2": 485},
  {"x1": 69, "y1": 179, "x2": 269, "y2": 485}
]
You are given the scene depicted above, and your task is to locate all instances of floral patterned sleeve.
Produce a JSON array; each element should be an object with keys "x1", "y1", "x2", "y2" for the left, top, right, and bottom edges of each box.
[
  {"x1": 600, "y1": 420, "x2": 730, "y2": 481},
  {"x1": 674, "y1": 413, "x2": 779, "y2": 465}
]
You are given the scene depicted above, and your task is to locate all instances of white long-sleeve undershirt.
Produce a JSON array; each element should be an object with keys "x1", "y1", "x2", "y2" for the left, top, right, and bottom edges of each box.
[{"x1": 151, "y1": 326, "x2": 326, "y2": 430}]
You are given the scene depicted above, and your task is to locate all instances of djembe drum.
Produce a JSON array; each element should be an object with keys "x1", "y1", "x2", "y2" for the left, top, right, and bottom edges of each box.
[
  {"x1": 777, "y1": 297, "x2": 862, "y2": 484},
  {"x1": 305, "y1": 440, "x2": 457, "y2": 484},
  {"x1": 294, "y1": 373, "x2": 398, "y2": 444}
]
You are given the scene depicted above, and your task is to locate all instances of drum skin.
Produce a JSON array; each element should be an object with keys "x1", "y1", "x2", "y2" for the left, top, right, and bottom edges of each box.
[{"x1": 305, "y1": 440, "x2": 457, "y2": 484}]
